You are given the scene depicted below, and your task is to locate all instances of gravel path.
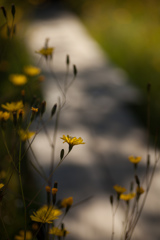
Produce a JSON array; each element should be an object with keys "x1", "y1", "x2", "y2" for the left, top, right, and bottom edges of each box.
[{"x1": 24, "y1": 6, "x2": 159, "y2": 240}]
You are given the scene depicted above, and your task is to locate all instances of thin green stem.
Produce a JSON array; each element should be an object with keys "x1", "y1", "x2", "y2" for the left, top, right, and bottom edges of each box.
[{"x1": 18, "y1": 140, "x2": 27, "y2": 240}]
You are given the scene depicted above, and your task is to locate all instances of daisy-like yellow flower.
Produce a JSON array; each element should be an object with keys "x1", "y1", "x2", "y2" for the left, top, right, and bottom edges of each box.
[
  {"x1": 14, "y1": 230, "x2": 32, "y2": 240},
  {"x1": 61, "y1": 197, "x2": 73, "y2": 208},
  {"x1": 49, "y1": 227, "x2": 69, "y2": 237},
  {"x1": 113, "y1": 185, "x2": 126, "y2": 194},
  {"x1": 9, "y1": 74, "x2": 27, "y2": 85},
  {"x1": 61, "y1": 135, "x2": 85, "y2": 146},
  {"x1": 120, "y1": 193, "x2": 135, "y2": 201},
  {"x1": 0, "y1": 111, "x2": 10, "y2": 121},
  {"x1": 19, "y1": 129, "x2": 35, "y2": 141},
  {"x1": 2, "y1": 101, "x2": 24, "y2": 112},
  {"x1": 30, "y1": 205, "x2": 62, "y2": 223},
  {"x1": 128, "y1": 156, "x2": 142, "y2": 164},
  {"x1": 36, "y1": 47, "x2": 54, "y2": 58},
  {"x1": 23, "y1": 65, "x2": 41, "y2": 76}
]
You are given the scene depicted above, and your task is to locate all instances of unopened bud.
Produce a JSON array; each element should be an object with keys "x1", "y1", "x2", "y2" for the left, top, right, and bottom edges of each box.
[
  {"x1": 1, "y1": 6, "x2": 7, "y2": 19},
  {"x1": 11, "y1": 4, "x2": 16, "y2": 19},
  {"x1": 73, "y1": 64, "x2": 77, "y2": 77}
]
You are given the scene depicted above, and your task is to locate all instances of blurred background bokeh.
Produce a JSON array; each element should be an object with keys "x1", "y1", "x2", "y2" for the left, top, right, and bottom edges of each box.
[{"x1": 1, "y1": 0, "x2": 160, "y2": 239}]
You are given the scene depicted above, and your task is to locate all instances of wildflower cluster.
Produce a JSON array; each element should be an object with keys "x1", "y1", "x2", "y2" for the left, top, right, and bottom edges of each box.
[{"x1": 0, "y1": 7, "x2": 85, "y2": 238}]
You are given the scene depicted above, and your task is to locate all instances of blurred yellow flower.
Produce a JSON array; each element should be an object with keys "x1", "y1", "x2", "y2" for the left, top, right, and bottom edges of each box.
[
  {"x1": 113, "y1": 185, "x2": 126, "y2": 194},
  {"x1": 36, "y1": 47, "x2": 54, "y2": 58},
  {"x1": 136, "y1": 186, "x2": 145, "y2": 195},
  {"x1": 128, "y1": 156, "x2": 142, "y2": 164},
  {"x1": 31, "y1": 107, "x2": 38, "y2": 113},
  {"x1": 30, "y1": 205, "x2": 62, "y2": 223},
  {"x1": 0, "y1": 171, "x2": 6, "y2": 179},
  {"x1": 0, "y1": 111, "x2": 10, "y2": 121},
  {"x1": 14, "y1": 230, "x2": 32, "y2": 240},
  {"x1": 49, "y1": 226, "x2": 69, "y2": 237},
  {"x1": 61, "y1": 197, "x2": 73, "y2": 208},
  {"x1": 61, "y1": 135, "x2": 85, "y2": 146},
  {"x1": 23, "y1": 65, "x2": 41, "y2": 76},
  {"x1": 2, "y1": 101, "x2": 24, "y2": 112},
  {"x1": 9, "y1": 74, "x2": 27, "y2": 85},
  {"x1": 19, "y1": 129, "x2": 35, "y2": 141},
  {"x1": 0, "y1": 183, "x2": 4, "y2": 189},
  {"x1": 120, "y1": 193, "x2": 135, "y2": 201}
]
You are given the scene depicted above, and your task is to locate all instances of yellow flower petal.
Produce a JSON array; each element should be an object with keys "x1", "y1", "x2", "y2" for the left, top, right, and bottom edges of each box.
[
  {"x1": 120, "y1": 193, "x2": 135, "y2": 201},
  {"x1": 30, "y1": 205, "x2": 62, "y2": 223},
  {"x1": 128, "y1": 156, "x2": 142, "y2": 164},
  {"x1": 2, "y1": 101, "x2": 24, "y2": 112},
  {"x1": 61, "y1": 135, "x2": 85, "y2": 146},
  {"x1": 23, "y1": 65, "x2": 41, "y2": 76},
  {"x1": 10, "y1": 74, "x2": 27, "y2": 85},
  {"x1": 49, "y1": 226, "x2": 69, "y2": 236},
  {"x1": 19, "y1": 129, "x2": 35, "y2": 141},
  {"x1": 113, "y1": 185, "x2": 126, "y2": 194}
]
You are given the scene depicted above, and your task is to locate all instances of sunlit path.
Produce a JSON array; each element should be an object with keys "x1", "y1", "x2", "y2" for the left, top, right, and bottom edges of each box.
[{"x1": 24, "y1": 7, "x2": 160, "y2": 240}]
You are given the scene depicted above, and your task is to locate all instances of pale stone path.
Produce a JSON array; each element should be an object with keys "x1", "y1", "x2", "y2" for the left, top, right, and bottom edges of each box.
[{"x1": 24, "y1": 6, "x2": 159, "y2": 240}]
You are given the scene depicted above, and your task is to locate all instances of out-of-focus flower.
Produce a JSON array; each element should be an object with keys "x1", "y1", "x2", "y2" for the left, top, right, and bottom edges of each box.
[
  {"x1": 2, "y1": 101, "x2": 24, "y2": 112},
  {"x1": 52, "y1": 188, "x2": 58, "y2": 195},
  {"x1": 23, "y1": 65, "x2": 41, "y2": 76},
  {"x1": 0, "y1": 111, "x2": 10, "y2": 121},
  {"x1": 136, "y1": 186, "x2": 145, "y2": 195},
  {"x1": 30, "y1": 205, "x2": 62, "y2": 223},
  {"x1": 45, "y1": 186, "x2": 51, "y2": 193},
  {"x1": 61, "y1": 197, "x2": 73, "y2": 208},
  {"x1": 113, "y1": 185, "x2": 126, "y2": 194},
  {"x1": 0, "y1": 183, "x2": 4, "y2": 189},
  {"x1": 49, "y1": 226, "x2": 69, "y2": 237},
  {"x1": 19, "y1": 129, "x2": 35, "y2": 141},
  {"x1": 0, "y1": 171, "x2": 6, "y2": 179},
  {"x1": 36, "y1": 47, "x2": 54, "y2": 58},
  {"x1": 120, "y1": 193, "x2": 135, "y2": 201},
  {"x1": 61, "y1": 135, "x2": 85, "y2": 146},
  {"x1": 31, "y1": 107, "x2": 38, "y2": 113},
  {"x1": 14, "y1": 230, "x2": 32, "y2": 240},
  {"x1": 128, "y1": 156, "x2": 141, "y2": 164},
  {"x1": 9, "y1": 74, "x2": 27, "y2": 85}
]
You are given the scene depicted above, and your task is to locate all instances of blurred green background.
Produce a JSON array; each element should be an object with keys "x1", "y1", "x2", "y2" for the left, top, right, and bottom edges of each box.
[{"x1": 62, "y1": 0, "x2": 160, "y2": 136}]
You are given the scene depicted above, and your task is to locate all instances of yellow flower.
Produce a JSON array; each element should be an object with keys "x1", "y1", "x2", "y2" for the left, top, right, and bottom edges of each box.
[
  {"x1": 14, "y1": 230, "x2": 32, "y2": 240},
  {"x1": 113, "y1": 185, "x2": 126, "y2": 194},
  {"x1": 45, "y1": 186, "x2": 51, "y2": 193},
  {"x1": 136, "y1": 186, "x2": 145, "y2": 195},
  {"x1": 2, "y1": 101, "x2": 24, "y2": 112},
  {"x1": 36, "y1": 47, "x2": 54, "y2": 58},
  {"x1": 0, "y1": 111, "x2": 10, "y2": 121},
  {"x1": 19, "y1": 129, "x2": 35, "y2": 141},
  {"x1": 61, "y1": 197, "x2": 73, "y2": 208},
  {"x1": 31, "y1": 107, "x2": 38, "y2": 113},
  {"x1": 9, "y1": 74, "x2": 27, "y2": 85},
  {"x1": 0, "y1": 183, "x2": 4, "y2": 189},
  {"x1": 23, "y1": 65, "x2": 41, "y2": 76},
  {"x1": 61, "y1": 135, "x2": 85, "y2": 146},
  {"x1": 120, "y1": 193, "x2": 135, "y2": 201},
  {"x1": 128, "y1": 156, "x2": 142, "y2": 164},
  {"x1": 52, "y1": 188, "x2": 58, "y2": 195},
  {"x1": 30, "y1": 205, "x2": 62, "y2": 223},
  {"x1": 49, "y1": 227, "x2": 69, "y2": 237}
]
